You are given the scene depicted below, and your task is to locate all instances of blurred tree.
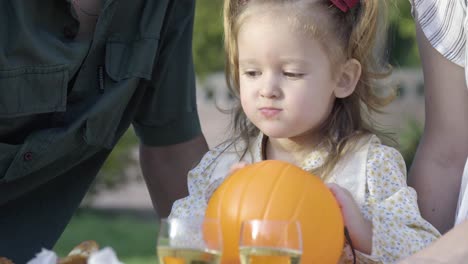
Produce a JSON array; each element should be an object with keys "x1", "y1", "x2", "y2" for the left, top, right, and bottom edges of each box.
[
  {"x1": 399, "y1": 119, "x2": 423, "y2": 173},
  {"x1": 96, "y1": 128, "x2": 139, "y2": 188},
  {"x1": 193, "y1": 0, "x2": 225, "y2": 79},
  {"x1": 83, "y1": 128, "x2": 139, "y2": 206},
  {"x1": 388, "y1": 0, "x2": 420, "y2": 67}
]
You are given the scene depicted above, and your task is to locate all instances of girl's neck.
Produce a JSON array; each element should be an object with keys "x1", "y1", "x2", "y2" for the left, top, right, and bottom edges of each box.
[{"x1": 263, "y1": 136, "x2": 321, "y2": 165}]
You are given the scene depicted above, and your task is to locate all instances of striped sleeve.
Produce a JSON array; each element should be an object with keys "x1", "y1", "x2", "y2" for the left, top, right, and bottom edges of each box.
[{"x1": 410, "y1": 0, "x2": 467, "y2": 68}]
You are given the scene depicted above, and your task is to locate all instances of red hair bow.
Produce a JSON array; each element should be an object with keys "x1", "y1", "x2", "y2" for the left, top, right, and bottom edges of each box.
[{"x1": 330, "y1": 0, "x2": 359, "y2": 12}]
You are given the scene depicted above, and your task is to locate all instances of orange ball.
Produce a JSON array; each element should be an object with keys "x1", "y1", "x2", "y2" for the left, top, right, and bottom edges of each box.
[{"x1": 205, "y1": 160, "x2": 344, "y2": 264}]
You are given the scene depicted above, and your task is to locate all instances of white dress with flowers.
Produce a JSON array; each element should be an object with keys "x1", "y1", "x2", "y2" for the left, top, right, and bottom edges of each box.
[{"x1": 170, "y1": 133, "x2": 440, "y2": 263}]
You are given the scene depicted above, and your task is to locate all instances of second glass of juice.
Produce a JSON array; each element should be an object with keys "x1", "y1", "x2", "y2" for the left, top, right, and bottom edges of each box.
[{"x1": 157, "y1": 217, "x2": 222, "y2": 264}]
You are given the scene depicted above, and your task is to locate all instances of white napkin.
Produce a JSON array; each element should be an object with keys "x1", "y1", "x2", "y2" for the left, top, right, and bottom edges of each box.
[
  {"x1": 26, "y1": 249, "x2": 58, "y2": 264},
  {"x1": 26, "y1": 247, "x2": 123, "y2": 264},
  {"x1": 88, "y1": 247, "x2": 123, "y2": 264}
]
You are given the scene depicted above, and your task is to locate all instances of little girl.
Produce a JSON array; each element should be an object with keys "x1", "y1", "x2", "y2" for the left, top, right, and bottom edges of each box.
[{"x1": 170, "y1": 0, "x2": 440, "y2": 262}]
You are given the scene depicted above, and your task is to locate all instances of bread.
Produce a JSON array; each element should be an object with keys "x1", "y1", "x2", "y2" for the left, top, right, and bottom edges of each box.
[
  {"x1": 58, "y1": 240, "x2": 99, "y2": 264},
  {"x1": 58, "y1": 255, "x2": 88, "y2": 264},
  {"x1": 0, "y1": 257, "x2": 14, "y2": 264}
]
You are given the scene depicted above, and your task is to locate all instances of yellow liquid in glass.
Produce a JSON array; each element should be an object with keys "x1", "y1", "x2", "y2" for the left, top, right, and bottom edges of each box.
[
  {"x1": 239, "y1": 246, "x2": 301, "y2": 264},
  {"x1": 157, "y1": 246, "x2": 221, "y2": 264}
]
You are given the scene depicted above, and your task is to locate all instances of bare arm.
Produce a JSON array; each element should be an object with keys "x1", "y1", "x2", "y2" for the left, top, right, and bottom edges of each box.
[
  {"x1": 409, "y1": 23, "x2": 468, "y2": 233},
  {"x1": 398, "y1": 220, "x2": 468, "y2": 263},
  {"x1": 139, "y1": 134, "x2": 208, "y2": 218}
]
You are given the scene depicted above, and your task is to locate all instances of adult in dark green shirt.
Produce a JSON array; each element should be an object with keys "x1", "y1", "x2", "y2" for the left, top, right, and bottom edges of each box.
[{"x1": 0, "y1": 0, "x2": 208, "y2": 262}]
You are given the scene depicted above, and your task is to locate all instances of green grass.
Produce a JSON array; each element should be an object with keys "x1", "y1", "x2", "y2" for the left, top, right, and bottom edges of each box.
[{"x1": 54, "y1": 209, "x2": 159, "y2": 263}]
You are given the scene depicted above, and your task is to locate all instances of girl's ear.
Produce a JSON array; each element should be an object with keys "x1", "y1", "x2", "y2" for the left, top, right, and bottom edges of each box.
[{"x1": 334, "y1": 58, "x2": 361, "y2": 98}]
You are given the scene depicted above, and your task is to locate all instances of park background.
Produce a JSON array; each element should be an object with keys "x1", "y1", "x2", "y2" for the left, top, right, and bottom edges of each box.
[{"x1": 53, "y1": 1, "x2": 426, "y2": 263}]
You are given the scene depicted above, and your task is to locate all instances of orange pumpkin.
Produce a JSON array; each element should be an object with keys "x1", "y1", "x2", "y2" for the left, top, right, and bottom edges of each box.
[{"x1": 205, "y1": 160, "x2": 344, "y2": 264}]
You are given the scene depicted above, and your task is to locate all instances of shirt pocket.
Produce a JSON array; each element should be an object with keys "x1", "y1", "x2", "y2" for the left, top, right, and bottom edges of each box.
[
  {"x1": 105, "y1": 36, "x2": 160, "y2": 81},
  {"x1": 83, "y1": 37, "x2": 159, "y2": 149},
  {"x1": 0, "y1": 65, "x2": 68, "y2": 178},
  {"x1": 0, "y1": 65, "x2": 68, "y2": 118}
]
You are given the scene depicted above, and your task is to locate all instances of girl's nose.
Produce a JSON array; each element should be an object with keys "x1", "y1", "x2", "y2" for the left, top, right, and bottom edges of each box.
[{"x1": 260, "y1": 75, "x2": 281, "y2": 98}]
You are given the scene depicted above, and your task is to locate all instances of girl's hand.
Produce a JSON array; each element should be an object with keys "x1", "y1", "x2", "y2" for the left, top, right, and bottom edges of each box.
[
  {"x1": 327, "y1": 183, "x2": 373, "y2": 255},
  {"x1": 229, "y1": 162, "x2": 249, "y2": 174}
]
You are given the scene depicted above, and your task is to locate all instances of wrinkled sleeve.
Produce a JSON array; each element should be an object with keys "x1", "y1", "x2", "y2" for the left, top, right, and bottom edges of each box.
[
  {"x1": 133, "y1": 0, "x2": 201, "y2": 146},
  {"x1": 355, "y1": 143, "x2": 441, "y2": 263},
  {"x1": 409, "y1": 0, "x2": 466, "y2": 67},
  {"x1": 169, "y1": 142, "x2": 232, "y2": 218}
]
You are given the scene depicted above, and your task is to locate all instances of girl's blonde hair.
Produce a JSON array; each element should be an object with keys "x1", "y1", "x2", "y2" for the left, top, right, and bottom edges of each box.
[{"x1": 224, "y1": 0, "x2": 393, "y2": 178}]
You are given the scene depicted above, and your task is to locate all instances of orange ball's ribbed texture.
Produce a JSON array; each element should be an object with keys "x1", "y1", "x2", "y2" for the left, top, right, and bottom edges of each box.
[{"x1": 205, "y1": 160, "x2": 344, "y2": 264}]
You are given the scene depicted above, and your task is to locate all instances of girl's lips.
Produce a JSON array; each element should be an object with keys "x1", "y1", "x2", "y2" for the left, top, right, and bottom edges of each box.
[{"x1": 259, "y1": 108, "x2": 282, "y2": 118}]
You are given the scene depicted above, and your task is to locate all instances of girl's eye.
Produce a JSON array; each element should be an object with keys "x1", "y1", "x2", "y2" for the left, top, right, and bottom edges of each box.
[
  {"x1": 244, "y1": 70, "x2": 261, "y2": 77},
  {"x1": 283, "y1": 72, "x2": 304, "y2": 78}
]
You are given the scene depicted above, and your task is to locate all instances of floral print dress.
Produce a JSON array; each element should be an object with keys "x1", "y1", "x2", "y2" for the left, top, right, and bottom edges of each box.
[{"x1": 170, "y1": 133, "x2": 440, "y2": 263}]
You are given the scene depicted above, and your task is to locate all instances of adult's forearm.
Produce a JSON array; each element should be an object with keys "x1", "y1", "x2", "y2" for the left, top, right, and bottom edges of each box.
[
  {"x1": 409, "y1": 23, "x2": 468, "y2": 233},
  {"x1": 409, "y1": 138, "x2": 466, "y2": 233},
  {"x1": 139, "y1": 134, "x2": 208, "y2": 218}
]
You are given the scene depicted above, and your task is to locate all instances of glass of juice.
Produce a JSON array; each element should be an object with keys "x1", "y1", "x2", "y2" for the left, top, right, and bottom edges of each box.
[
  {"x1": 239, "y1": 219, "x2": 302, "y2": 264},
  {"x1": 157, "y1": 217, "x2": 222, "y2": 264}
]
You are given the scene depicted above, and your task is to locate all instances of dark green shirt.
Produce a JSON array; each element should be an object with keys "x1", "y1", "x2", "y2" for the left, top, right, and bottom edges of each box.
[{"x1": 0, "y1": 0, "x2": 201, "y2": 203}]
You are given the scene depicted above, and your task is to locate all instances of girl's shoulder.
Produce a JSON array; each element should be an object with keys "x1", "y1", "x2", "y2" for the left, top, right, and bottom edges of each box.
[
  {"x1": 206, "y1": 137, "x2": 253, "y2": 160},
  {"x1": 367, "y1": 135, "x2": 404, "y2": 158},
  {"x1": 186, "y1": 137, "x2": 258, "y2": 200},
  {"x1": 193, "y1": 139, "x2": 240, "y2": 171},
  {"x1": 191, "y1": 136, "x2": 256, "y2": 175},
  {"x1": 339, "y1": 134, "x2": 405, "y2": 172},
  {"x1": 366, "y1": 135, "x2": 407, "y2": 174}
]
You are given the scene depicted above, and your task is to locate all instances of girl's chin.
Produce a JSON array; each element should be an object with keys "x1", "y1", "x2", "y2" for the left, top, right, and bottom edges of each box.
[
  {"x1": 254, "y1": 123, "x2": 300, "y2": 138},
  {"x1": 260, "y1": 130, "x2": 294, "y2": 139}
]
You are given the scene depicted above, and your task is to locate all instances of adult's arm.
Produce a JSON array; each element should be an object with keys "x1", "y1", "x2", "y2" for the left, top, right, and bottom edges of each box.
[
  {"x1": 140, "y1": 135, "x2": 208, "y2": 218},
  {"x1": 132, "y1": 1, "x2": 209, "y2": 218},
  {"x1": 408, "y1": 23, "x2": 468, "y2": 233},
  {"x1": 397, "y1": 220, "x2": 468, "y2": 263}
]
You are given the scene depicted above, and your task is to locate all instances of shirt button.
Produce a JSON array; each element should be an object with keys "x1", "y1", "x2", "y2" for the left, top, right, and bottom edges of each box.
[
  {"x1": 23, "y1": 152, "x2": 33, "y2": 161},
  {"x1": 63, "y1": 26, "x2": 77, "y2": 39}
]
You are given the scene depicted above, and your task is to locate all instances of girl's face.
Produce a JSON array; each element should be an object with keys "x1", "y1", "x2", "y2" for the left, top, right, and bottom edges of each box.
[{"x1": 238, "y1": 10, "x2": 339, "y2": 143}]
